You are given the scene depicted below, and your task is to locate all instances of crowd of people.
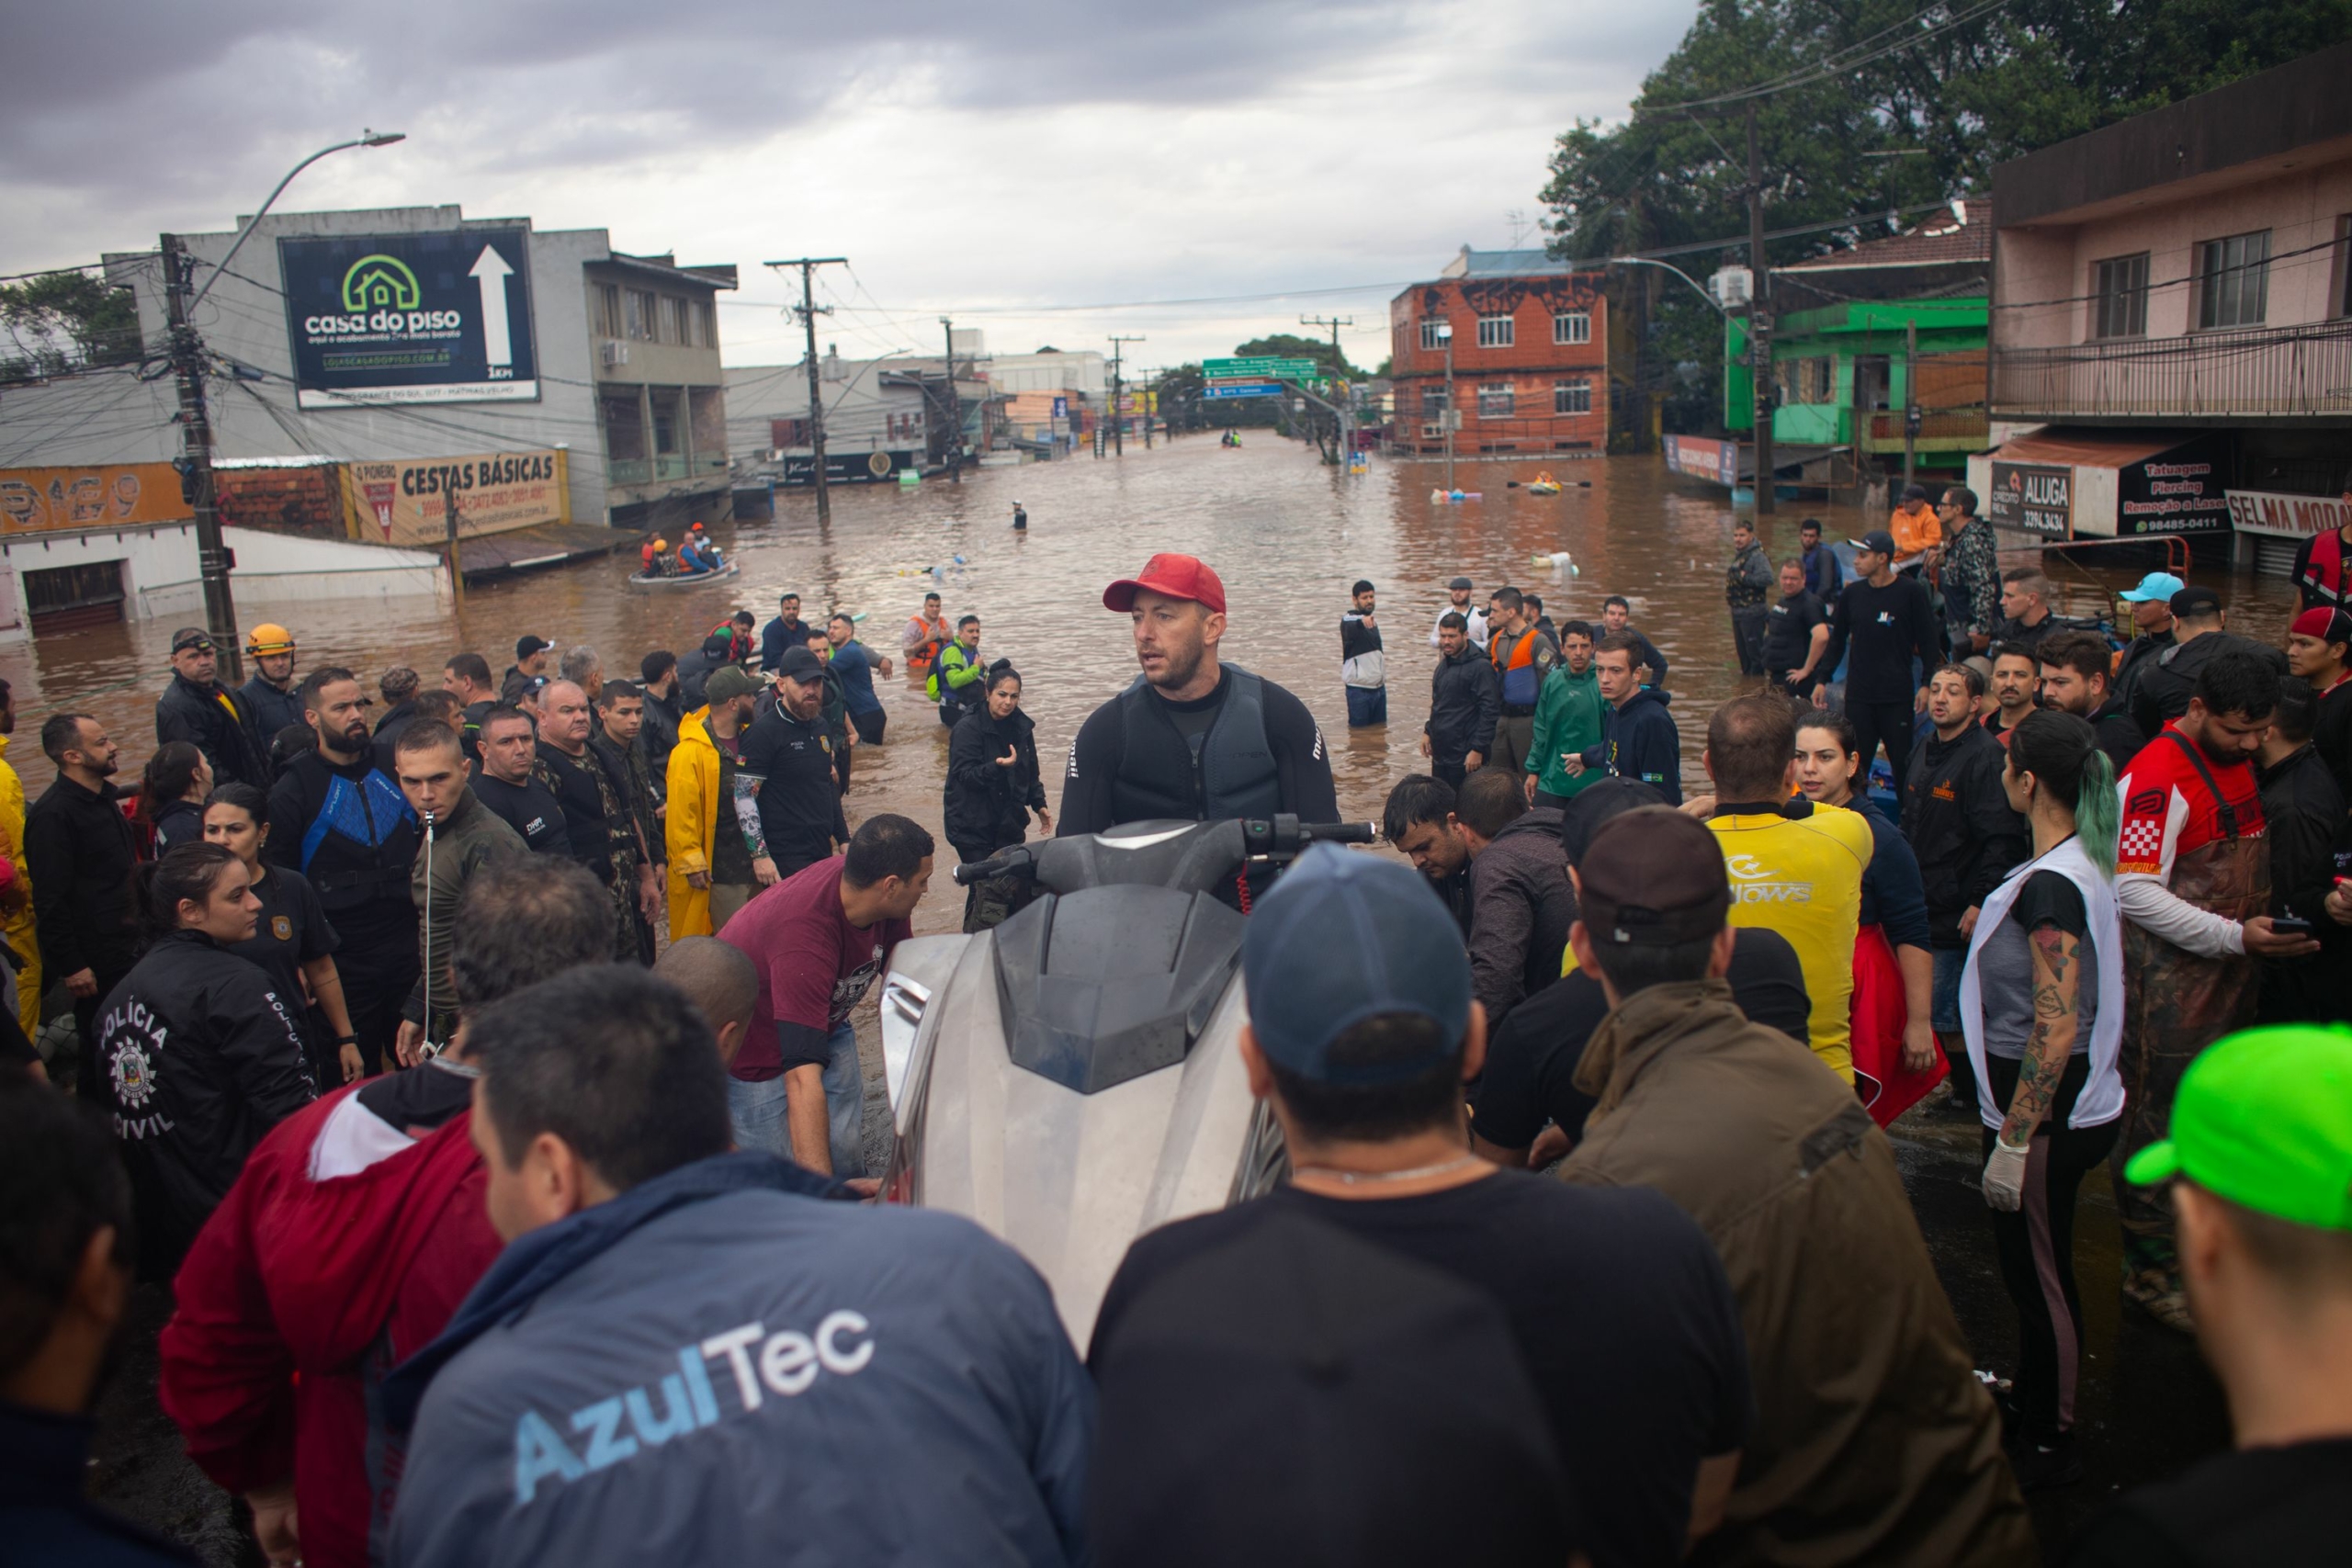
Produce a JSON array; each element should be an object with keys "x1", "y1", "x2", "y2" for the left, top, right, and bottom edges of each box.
[{"x1": 2, "y1": 497, "x2": 2349, "y2": 1566}]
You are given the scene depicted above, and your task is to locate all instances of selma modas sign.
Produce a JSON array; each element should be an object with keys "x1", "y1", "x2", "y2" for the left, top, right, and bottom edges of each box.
[{"x1": 279, "y1": 229, "x2": 539, "y2": 408}]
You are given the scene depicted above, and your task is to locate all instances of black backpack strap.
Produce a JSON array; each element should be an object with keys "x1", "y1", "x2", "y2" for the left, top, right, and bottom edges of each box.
[{"x1": 2160, "y1": 728, "x2": 2239, "y2": 840}]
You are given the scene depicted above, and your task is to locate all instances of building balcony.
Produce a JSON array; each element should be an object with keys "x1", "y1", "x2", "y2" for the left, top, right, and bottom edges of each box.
[
  {"x1": 1991, "y1": 320, "x2": 2352, "y2": 423},
  {"x1": 1857, "y1": 408, "x2": 1990, "y2": 455}
]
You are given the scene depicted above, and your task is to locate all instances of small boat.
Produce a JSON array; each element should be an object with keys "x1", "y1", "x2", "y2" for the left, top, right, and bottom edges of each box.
[
  {"x1": 626, "y1": 559, "x2": 741, "y2": 591},
  {"x1": 1525, "y1": 470, "x2": 1563, "y2": 496}
]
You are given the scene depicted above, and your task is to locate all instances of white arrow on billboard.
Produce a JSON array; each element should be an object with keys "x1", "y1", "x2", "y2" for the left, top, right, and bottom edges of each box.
[{"x1": 469, "y1": 245, "x2": 514, "y2": 368}]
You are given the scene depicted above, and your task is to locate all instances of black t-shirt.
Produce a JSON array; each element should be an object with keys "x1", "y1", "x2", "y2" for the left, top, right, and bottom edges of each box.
[
  {"x1": 1470, "y1": 928, "x2": 1811, "y2": 1153},
  {"x1": 225, "y1": 864, "x2": 339, "y2": 1019},
  {"x1": 741, "y1": 711, "x2": 847, "y2": 859},
  {"x1": 2064, "y1": 1437, "x2": 2352, "y2": 1567},
  {"x1": 537, "y1": 742, "x2": 615, "y2": 876},
  {"x1": 1762, "y1": 591, "x2": 1828, "y2": 672},
  {"x1": 1092, "y1": 1175, "x2": 1752, "y2": 1568},
  {"x1": 2017, "y1": 870, "x2": 2087, "y2": 936},
  {"x1": 470, "y1": 772, "x2": 569, "y2": 857},
  {"x1": 1825, "y1": 575, "x2": 1943, "y2": 703}
]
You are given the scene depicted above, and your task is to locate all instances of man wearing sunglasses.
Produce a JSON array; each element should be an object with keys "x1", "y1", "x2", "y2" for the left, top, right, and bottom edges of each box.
[{"x1": 154, "y1": 626, "x2": 268, "y2": 788}]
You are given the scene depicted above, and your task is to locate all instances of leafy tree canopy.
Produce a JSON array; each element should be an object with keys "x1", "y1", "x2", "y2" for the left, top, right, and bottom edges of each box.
[
  {"x1": 1542, "y1": 0, "x2": 2349, "y2": 431},
  {"x1": 0, "y1": 272, "x2": 141, "y2": 381},
  {"x1": 1232, "y1": 332, "x2": 1369, "y2": 380}
]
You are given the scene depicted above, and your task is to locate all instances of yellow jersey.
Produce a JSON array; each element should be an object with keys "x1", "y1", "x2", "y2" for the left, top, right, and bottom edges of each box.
[{"x1": 1706, "y1": 806, "x2": 1873, "y2": 1083}]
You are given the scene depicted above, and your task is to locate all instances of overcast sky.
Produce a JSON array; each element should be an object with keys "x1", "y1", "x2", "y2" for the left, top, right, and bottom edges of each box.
[{"x1": 2, "y1": 0, "x2": 1696, "y2": 371}]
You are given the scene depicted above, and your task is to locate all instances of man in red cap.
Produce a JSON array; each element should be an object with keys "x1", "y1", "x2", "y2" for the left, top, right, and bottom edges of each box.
[
  {"x1": 2283, "y1": 605, "x2": 2351, "y2": 798},
  {"x1": 1059, "y1": 553, "x2": 1336, "y2": 840}
]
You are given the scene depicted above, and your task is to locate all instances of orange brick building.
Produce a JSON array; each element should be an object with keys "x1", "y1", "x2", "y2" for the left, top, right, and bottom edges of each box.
[{"x1": 1388, "y1": 248, "x2": 1611, "y2": 456}]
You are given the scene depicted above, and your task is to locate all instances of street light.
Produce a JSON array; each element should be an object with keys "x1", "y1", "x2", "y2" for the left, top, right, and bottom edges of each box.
[
  {"x1": 188, "y1": 130, "x2": 407, "y2": 311},
  {"x1": 1435, "y1": 318, "x2": 1454, "y2": 490},
  {"x1": 1601, "y1": 255, "x2": 1733, "y2": 319},
  {"x1": 171, "y1": 128, "x2": 404, "y2": 682}
]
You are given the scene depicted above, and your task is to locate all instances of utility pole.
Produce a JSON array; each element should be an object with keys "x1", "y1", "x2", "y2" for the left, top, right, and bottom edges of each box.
[
  {"x1": 1141, "y1": 369, "x2": 1155, "y2": 448},
  {"x1": 1747, "y1": 102, "x2": 1776, "y2": 516},
  {"x1": 939, "y1": 315, "x2": 961, "y2": 483},
  {"x1": 1902, "y1": 319, "x2": 1919, "y2": 491},
  {"x1": 1299, "y1": 314, "x2": 1353, "y2": 371},
  {"x1": 161, "y1": 232, "x2": 243, "y2": 683},
  {"x1": 1108, "y1": 335, "x2": 1145, "y2": 457},
  {"x1": 444, "y1": 477, "x2": 466, "y2": 612},
  {"x1": 764, "y1": 256, "x2": 846, "y2": 524},
  {"x1": 1439, "y1": 319, "x2": 1456, "y2": 491}
]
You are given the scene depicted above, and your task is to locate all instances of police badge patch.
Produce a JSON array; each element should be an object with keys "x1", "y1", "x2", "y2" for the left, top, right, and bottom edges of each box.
[{"x1": 272, "y1": 915, "x2": 293, "y2": 942}]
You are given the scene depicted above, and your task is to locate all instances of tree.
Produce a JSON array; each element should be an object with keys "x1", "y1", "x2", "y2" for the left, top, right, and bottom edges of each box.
[
  {"x1": 1232, "y1": 332, "x2": 1369, "y2": 380},
  {"x1": 1544, "y1": 0, "x2": 2352, "y2": 431},
  {"x1": 0, "y1": 272, "x2": 142, "y2": 382}
]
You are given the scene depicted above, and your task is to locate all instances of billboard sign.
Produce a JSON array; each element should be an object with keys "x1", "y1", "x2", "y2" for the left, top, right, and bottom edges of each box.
[
  {"x1": 0, "y1": 463, "x2": 191, "y2": 534},
  {"x1": 2118, "y1": 445, "x2": 2229, "y2": 536},
  {"x1": 2225, "y1": 488, "x2": 2352, "y2": 541},
  {"x1": 1661, "y1": 434, "x2": 1737, "y2": 488},
  {"x1": 279, "y1": 228, "x2": 538, "y2": 408},
  {"x1": 1990, "y1": 461, "x2": 2073, "y2": 538},
  {"x1": 1204, "y1": 357, "x2": 1319, "y2": 380},
  {"x1": 337, "y1": 449, "x2": 567, "y2": 547}
]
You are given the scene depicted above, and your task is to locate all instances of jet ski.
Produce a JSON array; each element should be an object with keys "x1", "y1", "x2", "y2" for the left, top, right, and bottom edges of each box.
[{"x1": 876, "y1": 815, "x2": 1374, "y2": 1347}]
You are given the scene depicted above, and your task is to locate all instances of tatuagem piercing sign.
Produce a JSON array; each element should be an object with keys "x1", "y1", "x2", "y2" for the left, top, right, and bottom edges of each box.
[{"x1": 278, "y1": 228, "x2": 539, "y2": 408}]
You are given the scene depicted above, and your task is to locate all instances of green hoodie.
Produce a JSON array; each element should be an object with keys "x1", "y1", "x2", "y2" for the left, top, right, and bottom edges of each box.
[{"x1": 1527, "y1": 662, "x2": 1602, "y2": 798}]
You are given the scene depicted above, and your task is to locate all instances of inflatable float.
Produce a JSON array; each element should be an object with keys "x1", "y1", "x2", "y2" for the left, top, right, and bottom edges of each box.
[{"x1": 1430, "y1": 488, "x2": 1484, "y2": 503}]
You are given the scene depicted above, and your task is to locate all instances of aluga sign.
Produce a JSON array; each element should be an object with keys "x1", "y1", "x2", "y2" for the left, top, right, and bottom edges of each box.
[{"x1": 278, "y1": 228, "x2": 540, "y2": 408}]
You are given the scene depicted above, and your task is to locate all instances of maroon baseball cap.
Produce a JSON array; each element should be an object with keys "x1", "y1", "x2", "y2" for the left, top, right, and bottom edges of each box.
[{"x1": 1103, "y1": 553, "x2": 1227, "y2": 615}]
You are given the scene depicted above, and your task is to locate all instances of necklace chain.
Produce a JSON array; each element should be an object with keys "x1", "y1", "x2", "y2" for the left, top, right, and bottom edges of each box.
[{"x1": 1290, "y1": 1154, "x2": 1485, "y2": 1186}]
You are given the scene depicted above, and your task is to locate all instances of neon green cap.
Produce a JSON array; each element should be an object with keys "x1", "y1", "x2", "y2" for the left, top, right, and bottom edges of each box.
[{"x1": 2124, "y1": 1024, "x2": 2352, "y2": 1231}]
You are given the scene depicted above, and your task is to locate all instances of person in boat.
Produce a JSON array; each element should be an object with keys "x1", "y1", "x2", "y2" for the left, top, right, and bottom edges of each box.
[
  {"x1": 676, "y1": 536, "x2": 713, "y2": 575},
  {"x1": 640, "y1": 536, "x2": 669, "y2": 576}
]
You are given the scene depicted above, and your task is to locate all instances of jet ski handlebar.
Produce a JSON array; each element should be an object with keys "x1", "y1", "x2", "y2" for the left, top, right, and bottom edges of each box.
[{"x1": 950, "y1": 817, "x2": 1375, "y2": 892}]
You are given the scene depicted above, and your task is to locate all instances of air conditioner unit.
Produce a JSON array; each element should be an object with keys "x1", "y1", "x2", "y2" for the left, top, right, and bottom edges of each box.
[
  {"x1": 601, "y1": 341, "x2": 628, "y2": 367},
  {"x1": 1710, "y1": 266, "x2": 1753, "y2": 310}
]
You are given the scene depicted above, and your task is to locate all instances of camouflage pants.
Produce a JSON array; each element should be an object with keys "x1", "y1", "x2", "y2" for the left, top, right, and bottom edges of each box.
[{"x1": 2109, "y1": 931, "x2": 2260, "y2": 1277}]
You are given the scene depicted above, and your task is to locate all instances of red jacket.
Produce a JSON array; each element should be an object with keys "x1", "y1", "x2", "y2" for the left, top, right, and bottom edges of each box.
[{"x1": 157, "y1": 1083, "x2": 502, "y2": 1568}]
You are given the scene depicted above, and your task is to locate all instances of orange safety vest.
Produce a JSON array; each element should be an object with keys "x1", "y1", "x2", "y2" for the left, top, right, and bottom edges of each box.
[{"x1": 1490, "y1": 626, "x2": 1544, "y2": 707}]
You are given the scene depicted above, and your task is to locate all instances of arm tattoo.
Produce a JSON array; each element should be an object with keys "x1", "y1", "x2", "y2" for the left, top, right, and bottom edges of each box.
[{"x1": 2001, "y1": 928, "x2": 2082, "y2": 1146}]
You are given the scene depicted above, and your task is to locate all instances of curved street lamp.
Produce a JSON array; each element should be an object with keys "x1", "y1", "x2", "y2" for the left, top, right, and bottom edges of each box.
[
  {"x1": 1602, "y1": 255, "x2": 1733, "y2": 318},
  {"x1": 188, "y1": 130, "x2": 407, "y2": 310}
]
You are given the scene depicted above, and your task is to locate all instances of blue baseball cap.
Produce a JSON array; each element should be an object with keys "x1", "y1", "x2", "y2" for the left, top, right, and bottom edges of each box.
[
  {"x1": 2120, "y1": 571, "x2": 2187, "y2": 603},
  {"x1": 1243, "y1": 843, "x2": 1471, "y2": 1084}
]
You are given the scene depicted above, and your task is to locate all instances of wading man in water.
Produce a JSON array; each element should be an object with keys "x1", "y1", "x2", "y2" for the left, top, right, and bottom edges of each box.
[{"x1": 1058, "y1": 553, "x2": 1336, "y2": 840}]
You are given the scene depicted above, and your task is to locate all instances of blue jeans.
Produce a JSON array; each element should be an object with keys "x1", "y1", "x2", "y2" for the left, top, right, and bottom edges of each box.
[
  {"x1": 1345, "y1": 684, "x2": 1387, "y2": 728},
  {"x1": 1930, "y1": 946, "x2": 1966, "y2": 1034},
  {"x1": 725, "y1": 1021, "x2": 865, "y2": 1178}
]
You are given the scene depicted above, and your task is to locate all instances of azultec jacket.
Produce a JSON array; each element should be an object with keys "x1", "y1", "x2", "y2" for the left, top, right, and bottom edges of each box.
[
  {"x1": 1580, "y1": 686, "x2": 1681, "y2": 805},
  {"x1": 381, "y1": 1152, "x2": 1093, "y2": 1568},
  {"x1": 1562, "y1": 981, "x2": 2031, "y2": 1566},
  {"x1": 403, "y1": 786, "x2": 526, "y2": 1033},
  {"x1": 1900, "y1": 723, "x2": 2027, "y2": 946}
]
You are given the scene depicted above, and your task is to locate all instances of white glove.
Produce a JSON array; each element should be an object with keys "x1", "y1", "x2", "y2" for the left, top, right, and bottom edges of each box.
[{"x1": 1983, "y1": 1139, "x2": 2030, "y2": 1212}]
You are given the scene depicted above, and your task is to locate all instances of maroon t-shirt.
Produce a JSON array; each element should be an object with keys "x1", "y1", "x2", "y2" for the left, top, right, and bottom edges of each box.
[{"x1": 720, "y1": 857, "x2": 910, "y2": 1081}]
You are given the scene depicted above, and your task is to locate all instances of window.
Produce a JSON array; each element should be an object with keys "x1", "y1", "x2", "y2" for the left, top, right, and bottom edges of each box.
[
  {"x1": 1419, "y1": 318, "x2": 1448, "y2": 351},
  {"x1": 697, "y1": 299, "x2": 717, "y2": 348},
  {"x1": 625, "y1": 289, "x2": 657, "y2": 342},
  {"x1": 1553, "y1": 379, "x2": 1591, "y2": 415},
  {"x1": 596, "y1": 284, "x2": 623, "y2": 339},
  {"x1": 1420, "y1": 386, "x2": 1450, "y2": 414},
  {"x1": 1477, "y1": 383, "x2": 1515, "y2": 417},
  {"x1": 1553, "y1": 310, "x2": 1590, "y2": 345},
  {"x1": 2091, "y1": 253, "x2": 2149, "y2": 339},
  {"x1": 662, "y1": 297, "x2": 692, "y2": 345},
  {"x1": 1476, "y1": 314, "x2": 1514, "y2": 348},
  {"x1": 2196, "y1": 231, "x2": 2270, "y2": 329}
]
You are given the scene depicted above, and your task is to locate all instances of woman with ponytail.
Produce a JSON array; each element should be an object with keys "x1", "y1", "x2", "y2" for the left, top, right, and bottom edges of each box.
[
  {"x1": 1957, "y1": 707, "x2": 2127, "y2": 1490},
  {"x1": 136, "y1": 740, "x2": 212, "y2": 857},
  {"x1": 96, "y1": 841, "x2": 315, "y2": 1279}
]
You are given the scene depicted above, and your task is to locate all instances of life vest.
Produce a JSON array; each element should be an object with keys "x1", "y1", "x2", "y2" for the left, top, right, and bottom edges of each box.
[
  {"x1": 284, "y1": 753, "x2": 420, "y2": 913},
  {"x1": 1489, "y1": 626, "x2": 1546, "y2": 708},
  {"x1": 1110, "y1": 667, "x2": 1283, "y2": 823},
  {"x1": 2300, "y1": 528, "x2": 2347, "y2": 609}
]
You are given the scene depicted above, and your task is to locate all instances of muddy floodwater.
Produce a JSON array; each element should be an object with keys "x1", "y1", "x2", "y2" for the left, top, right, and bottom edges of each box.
[
  {"x1": 54, "y1": 433, "x2": 2267, "y2": 1558},
  {"x1": 6, "y1": 435, "x2": 2297, "y2": 946}
]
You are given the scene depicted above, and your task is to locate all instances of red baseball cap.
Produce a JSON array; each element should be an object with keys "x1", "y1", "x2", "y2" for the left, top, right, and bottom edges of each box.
[
  {"x1": 2291, "y1": 606, "x2": 2352, "y2": 645},
  {"x1": 1103, "y1": 553, "x2": 1227, "y2": 615}
]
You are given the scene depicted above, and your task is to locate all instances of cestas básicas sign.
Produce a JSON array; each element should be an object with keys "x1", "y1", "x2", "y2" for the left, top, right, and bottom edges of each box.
[
  {"x1": 279, "y1": 229, "x2": 538, "y2": 408},
  {"x1": 341, "y1": 450, "x2": 568, "y2": 547}
]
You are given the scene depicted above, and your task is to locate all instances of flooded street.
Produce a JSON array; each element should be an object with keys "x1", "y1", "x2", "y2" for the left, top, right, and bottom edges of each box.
[
  {"x1": 10, "y1": 434, "x2": 2299, "y2": 946},
  {"x1": 50, "y1": 434, "x2": 2273, "y2": 1560}
]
